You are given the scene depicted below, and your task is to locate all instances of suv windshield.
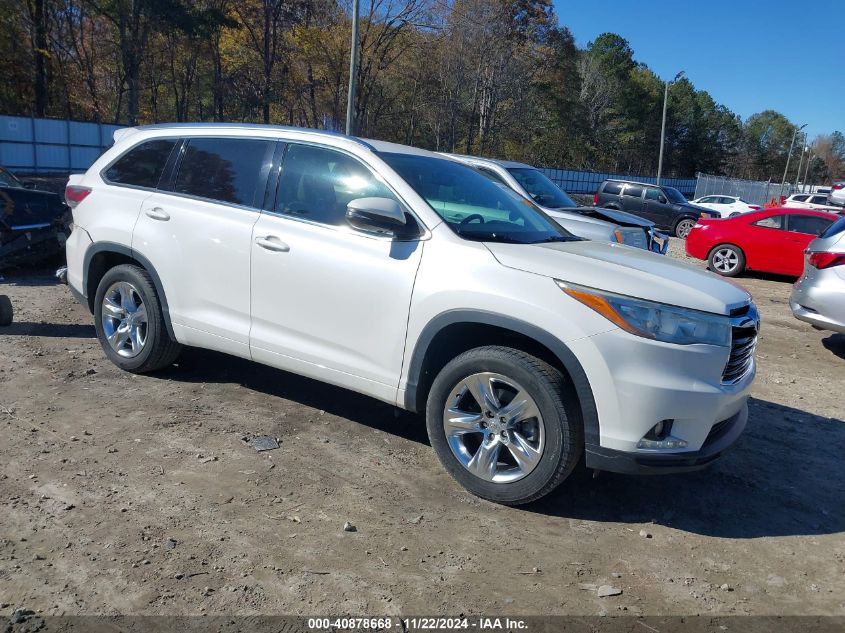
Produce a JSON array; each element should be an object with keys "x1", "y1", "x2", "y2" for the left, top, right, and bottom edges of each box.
[
  {"x1": 506, "y1": 168, "x2": 577, "y2": 209},
  {"x1": 663, "y1": 187, "x2": 688, "y2": 204},
  {"x1": 380, "y1": 152, "x2": 577, "y2": 244},
  {"x1": 0, "y1": 168, "x2": 23, "y2": 188}
]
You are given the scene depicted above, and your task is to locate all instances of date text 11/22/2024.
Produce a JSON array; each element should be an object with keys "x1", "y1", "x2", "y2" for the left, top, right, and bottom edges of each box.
[{"x1": 307, "y1": 617, "x2": 528, "y2": 630}]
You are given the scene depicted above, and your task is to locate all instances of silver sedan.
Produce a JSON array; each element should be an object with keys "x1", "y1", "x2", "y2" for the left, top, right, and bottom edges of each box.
[{"x1": 791, "y1": 216, "x2": 845, "y2": 333}]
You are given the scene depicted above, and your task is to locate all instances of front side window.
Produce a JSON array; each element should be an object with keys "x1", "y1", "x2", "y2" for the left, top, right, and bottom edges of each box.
[
  {"x1": 810, "y1": 195, "x2": 828, "y2": 205},
  {"x1": 275, "y1": 143, "x2": 398, "y2": 226},
  {"x1": 174, "y1": 137, "x2": 273, "y2": 207},
  {"x1": 105, "y1": 138, "x2": 177, "y2": 188},
  {"x1": 753, "y1": 215, "x2": 784, "y2": 229},
  {"x1": 379, "y1": 152, "x2": 576, "y2": 245},
  {"x1": 821, "y1": 216, "x2": 845, "y2": 238},
  {"x1": 506, "y1": 168, "x2": 576, "y2": 209},
  {"x1": 623, "y1": 185, "x2": 643, "y2": 198},
  {"x1": 788, "y1": 215, "x2": 834, "y2": 236},
  {"x1": 645, "y1": 188, "x2": 664, "y2": 201},
  {"x1": 663, "y1": 187, "x2": 688, "y2": 203}
]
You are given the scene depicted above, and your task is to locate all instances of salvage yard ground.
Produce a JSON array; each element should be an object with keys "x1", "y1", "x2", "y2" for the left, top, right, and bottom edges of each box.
[{"x1": 1, "y1": 240, "x2": 843, "y2": 616}]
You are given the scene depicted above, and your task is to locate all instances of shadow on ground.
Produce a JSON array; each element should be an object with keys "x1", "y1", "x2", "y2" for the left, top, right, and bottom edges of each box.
[
  {"x1": 0, "y1": 321, "x2": 94, "y2": 338},
  {"x1": 158, "y1": 348, "x2": 845, "y2": 540},
  {"x1": 822, "y1": 333, "x2": 845, "y2": 360}
]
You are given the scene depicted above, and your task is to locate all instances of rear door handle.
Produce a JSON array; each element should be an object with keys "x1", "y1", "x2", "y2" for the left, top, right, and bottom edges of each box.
[
  {"x1": 255, "y1": 236, "x2": 290, "y2": 253},
  {"x1": 145, "y1": 207, "x2": 170, "y2": 221}
]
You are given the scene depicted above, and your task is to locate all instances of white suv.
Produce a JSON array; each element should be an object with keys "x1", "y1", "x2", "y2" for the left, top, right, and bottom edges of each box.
[{"x1": 63, "y1": 124, "x2": 758, "y2": 505}]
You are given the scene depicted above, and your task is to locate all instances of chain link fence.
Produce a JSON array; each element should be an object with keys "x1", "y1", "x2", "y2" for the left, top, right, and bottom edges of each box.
[{"x1": 693, "y1": 173, "x2": 798, "y2": 206}]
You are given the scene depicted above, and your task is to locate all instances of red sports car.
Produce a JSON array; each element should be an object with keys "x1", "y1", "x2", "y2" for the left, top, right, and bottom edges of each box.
[{"x1": 685, "y1": 208, "x2": 840, "y2": 277}]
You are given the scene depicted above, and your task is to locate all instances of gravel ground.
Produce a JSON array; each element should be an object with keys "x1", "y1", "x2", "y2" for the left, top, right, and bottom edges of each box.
[{"x1": 0, "y1": 239, "x2": 843, "y2": 617}]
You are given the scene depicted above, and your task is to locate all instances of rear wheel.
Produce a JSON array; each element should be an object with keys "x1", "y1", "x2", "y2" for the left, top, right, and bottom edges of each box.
[
  {"x1": 94, "y1": 264, "x2": 182, "y2": 372},
  {"x1": 674, "y1": 217, "x2": 697, "y2": 239},
  {"x1": 708, "y1": 244, "x2": 746, "y2": 277},
  {"x1": 426, "y1": 346, "x2": 583, "y2": 506}
]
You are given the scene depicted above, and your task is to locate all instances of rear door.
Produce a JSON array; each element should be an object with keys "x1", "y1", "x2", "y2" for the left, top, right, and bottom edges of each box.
[
  {"x1": 132, "y1": 136, "x2": 275, "y2": 357},
  {"x1": 620, "y1": 184, "x2": 645, "y2": 217},
  {"x1": 782, "y1": 213, "x2": 836, "y2": 275}
]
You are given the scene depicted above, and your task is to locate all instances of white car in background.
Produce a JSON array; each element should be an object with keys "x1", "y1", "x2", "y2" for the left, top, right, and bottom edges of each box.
[
  {"x1": 785, "y1": 193, "x2": 841, "y2": 213},
  {"x1": 827, "y1": 183, "x2": 844, "y2": 208},
  {"x1": 691, "y1": 195, "x2": 760, "y2": 218}
]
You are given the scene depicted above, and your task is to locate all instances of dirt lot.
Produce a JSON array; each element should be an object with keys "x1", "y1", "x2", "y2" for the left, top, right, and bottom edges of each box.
[{"x1": 1, "y1": 240, "x2": 843, "y2": 617}]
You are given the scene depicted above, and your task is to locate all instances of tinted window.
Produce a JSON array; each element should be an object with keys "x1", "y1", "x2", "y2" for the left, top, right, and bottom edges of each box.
[
  {"x1": 821, "y1": 216, "x2": 845, "y2": 238},
  {"x1": 379, "y1": 151, "x2": 575, "y2": 245},
  {"x1": 718, "y1": 197, "x2": 735, "y2": 204},
  {"x1": 623, "y1": 184, "x2": 643, "y2": 198},
  {"x1": 645, "y1": 188, "x2": 664, "y2": 201},
  {"x1": 105, "y1": 139, "x2": 177, "y2": 188},
  {"x1": 0, "y1": 168, "x2": 22, "y2": 188},
  {"x1": 791, "y1": 194, "x2": 808, "y2": 202},
  {"x1": 663, "y1": 187, "x2": 687, "y2": 203},
  {"x1": 476, "y1": 167, "x2": 508, "y2": 186},
  {"x1": 788, "y1": 215, "x2": 834, "y2": 236},
  {"x1": 276, "y1": 144, "x2": 398, "y2": 226},
  {"x1": 697, "y1": 196, "x2": 716, "y2": 203},
  {"x1": 507, "y1": 168, "x2": 576, "y2": 209},
  {"x1": 602, "y1": 182, "x2": 623, "y2": 195},
  {"x1": 810, "y1": 195, "x2": 828, "y2": 205},
  {"x1": 753, "y1": 215, "x2": 784, "y2": 229},
  {"x1": 174, "y1": 138, "x2": 272, "y2": 206}
]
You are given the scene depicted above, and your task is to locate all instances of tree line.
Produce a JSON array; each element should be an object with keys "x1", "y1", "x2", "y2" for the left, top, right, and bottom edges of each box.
[{"x1": 3, "y1": 0, "x2": 843, "y2": 182}]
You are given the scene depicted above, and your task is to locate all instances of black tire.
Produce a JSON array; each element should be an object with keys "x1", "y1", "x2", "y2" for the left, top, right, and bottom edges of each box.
[
  {"x1": 425, "y1": 346, "x2": 583, "y2": 506},
  {"x1": 673, "y1": 216, "x2": 697, "y2": 239},
  {"x1": 707, "y1": 244, "x2": 746, "y2": 277},
  {"x1": 0, "y1": 295, "x2": 12, "y2": 327},
  {"x1": 93, "y1": 264, "x2": 182, "y2": 372}
]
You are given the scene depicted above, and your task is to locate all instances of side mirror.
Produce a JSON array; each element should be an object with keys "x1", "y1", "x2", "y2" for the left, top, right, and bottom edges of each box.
[
  {"x1": 658, "y1": 195, "x2": 667, "y2": 204},
  {"x1": 346, "y1": 197, "x2": 408, "y2": 236},
  {"x1": 22, "y1": 180, "x2": 37, "y2": 190}
]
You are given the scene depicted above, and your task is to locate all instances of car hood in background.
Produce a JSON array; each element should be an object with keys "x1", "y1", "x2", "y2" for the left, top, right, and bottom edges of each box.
[
  {"x1": 486, "y1": 238, "x2": 751, "y2": 315},
  {"x1": 0, "y1": 187, "x2": 67, "y2": 230},
  {"x1": 546, "y1": 205, "x2": 655, "y2": 228}
]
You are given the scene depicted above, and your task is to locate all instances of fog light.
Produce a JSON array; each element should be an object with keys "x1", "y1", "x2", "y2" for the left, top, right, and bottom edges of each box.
[{"x1": 637, "y1": 420, "x2": 688, "y2": 450}]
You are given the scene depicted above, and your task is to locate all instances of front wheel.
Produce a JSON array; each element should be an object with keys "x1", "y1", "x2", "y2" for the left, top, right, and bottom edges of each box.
[
  {"x1": 674, "y1": 217, "x2": 697, "y2": 239},
  {"x1": 708, "y1": 244, "x2": 746, "y2": 277},
  {"x1": 425, "y1": 346, "x2": 583, "y2": 505}
]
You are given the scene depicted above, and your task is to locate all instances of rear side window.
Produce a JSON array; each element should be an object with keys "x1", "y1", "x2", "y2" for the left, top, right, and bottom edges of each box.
[
  {"x1": 753, "y1": 215, "x2": 784, "y2": 229},
  {"x1": 623, "y1": 185, "x2": 643, "y2": 198},
  {"x1": 104, "y1": 139, "x2": 177, "y2": 188},
  {"x1": 602, "y1": 182, "x2": 623, "y2": 195},
  {"x1": 788, "y1": 214, "x2": 834, "y2": 236},
  {"x1": 791, "y1": 194, "x2": 808, "y2": 202},
  {"x1": 174, "y1": 137, "x2": 273, "y2": 207}
]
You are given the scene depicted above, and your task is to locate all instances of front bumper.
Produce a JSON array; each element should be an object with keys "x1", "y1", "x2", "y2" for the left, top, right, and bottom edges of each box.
[{"x1": 586, "y1": 404, "x2": 747, "y2": 474}]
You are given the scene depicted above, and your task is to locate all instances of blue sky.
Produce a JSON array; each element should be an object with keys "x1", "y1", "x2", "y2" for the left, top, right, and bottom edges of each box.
[{"x1": 555, "y1": 0, "x2": 845, "y2": 140}]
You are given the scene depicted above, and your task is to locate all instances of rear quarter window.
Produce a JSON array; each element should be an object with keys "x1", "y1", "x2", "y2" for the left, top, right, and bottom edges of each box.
[
  {"x1": 602, "y1": 182, "x2": 623, "y2": 195},
  {"x1": 104, "y1": 139, "x2": 178, "y2": 188},
  {"x1": 623, "y1": 184, "x2": 643, "y2": 198}
]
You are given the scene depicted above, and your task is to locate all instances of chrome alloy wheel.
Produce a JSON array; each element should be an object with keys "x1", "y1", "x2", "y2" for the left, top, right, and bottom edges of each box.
[
  {"x1": 443, "y1": 372, "x2": 545, "y2": 484},
  {"x1": 101, "y1": 281, "x2": 148, "y2": 358},
  {"x1": 712, "y1": 247, "x2": 740, "y2": 274}
]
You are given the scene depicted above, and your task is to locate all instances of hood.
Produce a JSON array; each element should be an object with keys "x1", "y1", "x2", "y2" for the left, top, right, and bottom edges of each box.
[
  {"x1": 566, "y1": 206, "x2": 655, "y2": 228},
  {"x1": 485, "y1": 239, "x2": 751, "y2": 315},
  {"x1": 0, "y1": 187, "x2": 67, "y2": 230},
  {"x1": 677, "y1": 202, "x2": 715, "y2": 215}
]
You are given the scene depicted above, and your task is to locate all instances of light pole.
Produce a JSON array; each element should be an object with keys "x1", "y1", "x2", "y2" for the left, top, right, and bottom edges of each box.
[
  {"x1": 345, "y1": 0, "x2": 360, "y2": 136},
  {"x1": 779, "y1": 123, "x2": 806, "y2": 197},
  {"x1": 657, "y1": 70, "x2": 684, "y2": 186},
  {"x1": 802, "y1": 148, "x2": 813, "y2": 193},
  {"x1": 794, "y1": 134, "x2": 807, "y2": 191}
]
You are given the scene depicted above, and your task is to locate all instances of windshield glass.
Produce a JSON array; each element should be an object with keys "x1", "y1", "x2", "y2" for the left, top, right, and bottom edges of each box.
[
  {"x1": 664, "y1": 187, "x2": 687, "y2": 203},
  {"x1": 379, "y1": 152, "x2": 577, "y2": 244},
  {"x1": 0, "y1": 168, "x2": 23, "y2": 188},
  {"x1": 507, "y1": 167, "x2": 577, "y2": 209}
]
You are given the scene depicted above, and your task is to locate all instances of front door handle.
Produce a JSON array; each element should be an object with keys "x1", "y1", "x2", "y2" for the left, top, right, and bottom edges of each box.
[
  {"x1": 255, "y1": 236, "x2": 290, "y2": 253},
  {"x1": 145, "y1": 207, "x2": 170, "y2": 221}
]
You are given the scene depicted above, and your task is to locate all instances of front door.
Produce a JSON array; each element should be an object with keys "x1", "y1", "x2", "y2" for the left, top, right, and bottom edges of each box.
[{"x1": 249, "y1": 142, "x2": 424, "y2": 403}]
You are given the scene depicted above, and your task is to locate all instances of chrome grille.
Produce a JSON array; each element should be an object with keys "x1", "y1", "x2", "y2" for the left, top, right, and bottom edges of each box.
[{"x1": 721, "y1": 304, "x2": 759, "y2": 385}]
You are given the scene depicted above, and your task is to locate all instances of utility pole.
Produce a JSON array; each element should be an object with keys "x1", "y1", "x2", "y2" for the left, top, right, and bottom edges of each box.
[
  {"x1": 779, "y1": 123, "x2": 807, "y2": 197},
  {"x1": 657, "y1": 70, "x2": 684, "y2": 186},
  {"x1": 345, "y1": 0, "x2": 360, "y2": 136},
  {"x1": 802, "y1": 149, "x2": 813, "y2": 194},
  {"x1": 794, "y1": 134, "x2": 807, "y2": 192}
]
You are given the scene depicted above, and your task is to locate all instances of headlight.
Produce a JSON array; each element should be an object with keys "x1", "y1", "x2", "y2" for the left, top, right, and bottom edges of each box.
[
  {"x1": 612, "y1": 227, "x2": 648, "y2": 250},
  {"x1": 556, "y1": 281, "x2": 732, "y2": 346}
]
